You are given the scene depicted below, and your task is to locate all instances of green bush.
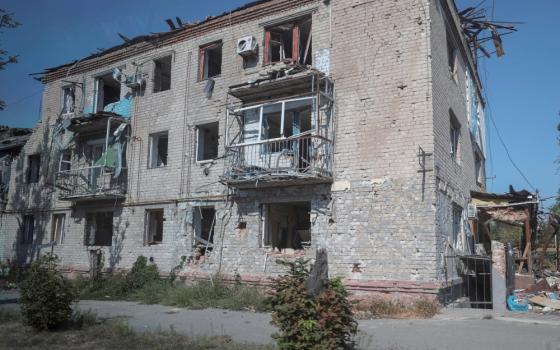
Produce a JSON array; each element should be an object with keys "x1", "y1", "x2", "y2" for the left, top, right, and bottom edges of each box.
[
  {"x1": 20, "y1": 254, "x2": 76, "y2": 330},
  {"x1": 126, "y1": 256, "x2": 160, "y2": 291},
  {"x1": 268, "y1": 259, "x2": 357, "y2": 350}
]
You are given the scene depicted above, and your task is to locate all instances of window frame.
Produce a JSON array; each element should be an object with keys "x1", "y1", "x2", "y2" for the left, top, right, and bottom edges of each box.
[
  {"x1": 260, "y1": 202, "x2": 311, "y2": 250},
  {"x1": 449, "y1": 111, "x2": 461, "y2": 162},
  {"x1": 193, "y1": 206, "x2": 216, "y2": 247},
  {"x1": 148, "y1": 132, "x2": 169, "y2": 169},
  {"x1": 451, "y1": 204, "x2": 463, "y2": 246},
  {"x1": 263, "y1": 16, "x2": 312, "y2": 66},
  {"x1": 198, "y1": 41, "x2": 223, "y2": 81},
  {"x1": 51, "y1": 213, "x2": 66, "y2": 245},
  {"x1": 153, "y1": 55, "x2": 173, "y2": 93},
  {"x1": 21, "y1": 214, "x2": 34, "y2": 245},
  {"x1": 144, "y1": 209, "x2": 164, "y2": 245},
  {"x1": 85, "y1": 211, "x2": 113, "y2": 247},
  {"x1": 446, "y1": 30, "x2": 459, "y2": 84},
  {"x1": 27, "y1": 154, "x2": 41, "y2": 184},
  {"x1": 61, "y1": 85, "x2": 75, "y2": 115},
  {"x1": 196, "y1": 122, "x2": 220, "y2": 163},
  {"x1": 234, "y1": 96, "x2": 315, "y2": 146}
]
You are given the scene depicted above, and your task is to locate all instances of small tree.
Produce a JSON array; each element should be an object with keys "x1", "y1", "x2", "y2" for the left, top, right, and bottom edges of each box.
[
  {"x1": 269, "y1": 259, "x2": 358, "y2": 350},
  {"x1": 20, "y1": 254, "x2": 76, "y2": 330},
  {"x1": 0, "y1": 9, "x2": 21, "y2": 110}
]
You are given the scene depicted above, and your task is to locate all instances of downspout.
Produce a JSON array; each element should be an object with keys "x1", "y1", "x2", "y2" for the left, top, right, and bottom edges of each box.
[{"x1": 179, "y1": 52, "x2": 193, "y2": 198}]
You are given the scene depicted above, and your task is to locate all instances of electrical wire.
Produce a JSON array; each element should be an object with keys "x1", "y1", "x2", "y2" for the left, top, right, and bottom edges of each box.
[{"x1": 485, "y1": 97, "x2": 536, "y2": 192}]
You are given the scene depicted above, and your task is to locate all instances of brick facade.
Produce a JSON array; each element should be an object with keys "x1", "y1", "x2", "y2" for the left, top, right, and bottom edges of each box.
[{"x1": 0, "y1": 0, "x2": 485, "y2": 296}]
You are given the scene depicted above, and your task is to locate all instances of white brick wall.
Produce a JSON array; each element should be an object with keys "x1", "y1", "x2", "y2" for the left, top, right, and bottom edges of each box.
[{"x1": 0, "y1": 0, "x2": 485, "y2": 290}]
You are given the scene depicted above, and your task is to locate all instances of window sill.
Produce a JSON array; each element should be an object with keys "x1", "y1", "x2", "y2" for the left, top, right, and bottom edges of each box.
[
  {"x1": 145, "y1": 241, "x2": 162, "y2": 246},
  {"x1": 263, "y1": 248, "x2": 307, "y2": 257},
  {"x1": 152, "y1": 88, "x2": 171, "y2": 95},
  {"x1": 196, "y1": 159, "x2": 216, "y2": 165},
  {"x1": 197, "y1": 75, "x2": 221, "y2": 83},
  {"x1": 148, "y1": 165, "x2": 168, "y2": 170}
]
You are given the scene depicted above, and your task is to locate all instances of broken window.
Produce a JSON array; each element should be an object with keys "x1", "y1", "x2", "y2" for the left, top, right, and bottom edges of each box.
[
  {"x1": 198, "y1": 41, "x2": 222, "y2": 81},
  {"x1": 153, "y1": 56, "x2": 172, "y2": 93},
  {"x1": 452, "y1": 204, "x2": 463, "y2": 246},
  {"x1": 240, "y1": 97, "x2": 314, "y2": 144},
  {"x1": 196, "y1": 122, "x2": 219, "y2": 162},
  {"x1": 262, "y1": 202, "x2": 311, "y2": 251},
  {"x1": 450, "y1": 111, "x2": 461, "y2": 161},
  {"x1": 27, "y1": 154, "x2": 40, "y2": 183},
  {"x1": 59, "y1": 150, "x2": 72, "y2": 172},
  {"x1": 264, "y1": 16, "x2": 312, "y2": 65},
  {"x1": 447, "y1": 30, "x2": 459, "y2": 83},
  {"x1": 94, "y1": 72, "x2": 121, "y2": 112},
  {"x1": 62, "y1": 85, "x2": 75, "y2": 114},
  {"x1": 145, "y1": 209, "x2": 164, "y2": 245},
  {"x1": 21, "y1": 214, "x2": 34, "y2": 244},
  {"x1": 475, "y1": 153, "x2": 483, "y2": 185},
  {"x1": 149, "y1": 132, "x2": 168, "y2": 168},
  {"x1": 85, "y1": 211, "x2": 113, "y2": 246},
  {"x1": 193, "y1": 207, "x2": 215, "y2": 257},
  {"x1": 51, "y1": 213, "x2": 66, "y2": 245}
]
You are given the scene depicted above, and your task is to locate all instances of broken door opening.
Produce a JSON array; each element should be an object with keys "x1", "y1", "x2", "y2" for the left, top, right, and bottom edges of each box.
[
  {"x1": 193, "y1": 207, "x2": 215, "y2": 259},
  {"x1": 262, "y1": 202, "x2": 311, "y2": 252}
]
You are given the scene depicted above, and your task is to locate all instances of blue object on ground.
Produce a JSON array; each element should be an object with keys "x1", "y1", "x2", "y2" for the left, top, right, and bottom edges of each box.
[{"x1": 507, "y1": 295, "x2": 529, "y2": 312}]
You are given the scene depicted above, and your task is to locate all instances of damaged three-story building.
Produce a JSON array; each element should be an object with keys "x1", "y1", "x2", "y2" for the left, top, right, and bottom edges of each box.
[{"x1": 0, "y1": 0, "x2": 488, "y2": 298}]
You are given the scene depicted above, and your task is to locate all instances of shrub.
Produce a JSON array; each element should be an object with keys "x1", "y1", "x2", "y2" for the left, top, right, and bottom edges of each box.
[
  {"x1": 126, "y1": 256, "x2": 160, "y2": 291},
  {"x1": 268, "y1": 259, "x2": 357, "y2": 350},
  {"x1": 20, "y1": 254, "x2": 76, "y2": 330}
]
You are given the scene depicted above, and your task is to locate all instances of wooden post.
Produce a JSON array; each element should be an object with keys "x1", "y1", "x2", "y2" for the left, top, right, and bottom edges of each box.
[{"x1": 525, "y1": 208, "x2": 532, "y2": 275}]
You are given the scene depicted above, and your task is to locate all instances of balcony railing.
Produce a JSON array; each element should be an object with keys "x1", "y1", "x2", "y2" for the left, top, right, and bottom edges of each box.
[
  {"x1": 223, "y1": 134, "x2": 333, "y2": 187},
  {"x1": 56, "y1": 165, "x2": 127, "y2": 201}
]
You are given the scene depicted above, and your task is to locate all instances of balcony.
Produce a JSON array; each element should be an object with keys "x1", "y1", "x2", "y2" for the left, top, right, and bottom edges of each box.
[
  {"x1": 56, "y1": 166, "x2": 127, "y2": 201},
  {"x1": 222, "y1": 134, "x2": 332, "y2": 188},
  {"x1": 224, "y1": 70, "x2": 334, "y2": 189}
]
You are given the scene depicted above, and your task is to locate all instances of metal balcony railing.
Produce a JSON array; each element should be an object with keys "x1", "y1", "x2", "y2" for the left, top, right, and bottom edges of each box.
[
  {"x1": 223, "y1": 134, "x2": 333, "y2": 185},
  {"x1": 56, "y1": 166, "x2": 127, "y2": 200}
]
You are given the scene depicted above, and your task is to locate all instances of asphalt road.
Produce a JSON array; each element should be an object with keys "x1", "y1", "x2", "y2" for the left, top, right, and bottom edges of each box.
[{"x1": 1, "y1": 290, "x2": 559, "y2": 350}]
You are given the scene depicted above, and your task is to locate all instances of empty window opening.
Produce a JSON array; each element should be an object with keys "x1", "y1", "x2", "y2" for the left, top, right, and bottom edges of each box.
[
  {"x1": 145, "y1": 209, "x2": 164, "y2": 245},
  {"x1": 21, "y1": 214, "x2": 34, "y2": 245},
  {"x1": 452, "y1": 204, "x2": 463, "y2": 246},
  {"x1": 59, "y1": 150, "x2": 72, "y2": 172},
  {"x1": 62, "y1": 85, "x2": 75, "y2": 114},
  {"x1": 263, "y1": 202, "x2": 311, "y2": 252},
  {"x1": 27, "y1": 154, "x2": 40, "y2": 183},
  {"x1": 198, "y1": 41, "x2": 222, "y2": 80},
  {"x1": 196, "y1": 122, "x2": 219, "y2": 162},
  {"x1": 149, "y1": 132, "x2": 169, "y2": 168},
  {"x1": 193, "y1": 207, "x2": 215, "y2": 258},
  {"x1": 85, "y1": 211, "x2": 113, "y2": 246},
  {"x1": 447, "y1": 30, "x2": 459, "y2": 83},
  {"x1": 450, "y1": 111, "x2": 461, "y2": 161},
  {"x1": 475, "y1": 153, "x2": 483, "y2": 185},
  {"x1": 51, "y1": 213, "x2": 66, "y2": 245},
  {"x1": 264, "y1": 16, "x2": 312, "y2": 65},
  {"x1": 95, "y1": 72, "x2": 121, "y2": 112},
  {"x1": 153, "y1": 56, "x2": 172, "y2": 92}
]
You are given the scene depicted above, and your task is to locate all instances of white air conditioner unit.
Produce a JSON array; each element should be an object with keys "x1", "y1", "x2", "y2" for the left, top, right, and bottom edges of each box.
[
  {"x1": 467, "y1": 203, "x2": 478, "y2": 219},
  {"x1": 237, "y1": 36, "x2": 257, "y2": 57},
  {"x1": 125, "y1": 74, "x2": 145, "y2": 89}
]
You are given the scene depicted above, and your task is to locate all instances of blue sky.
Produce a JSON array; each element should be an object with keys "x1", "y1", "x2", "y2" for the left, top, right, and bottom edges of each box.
[{"x1": 0, "y1": 0, "x2": 558, "y2": 208}]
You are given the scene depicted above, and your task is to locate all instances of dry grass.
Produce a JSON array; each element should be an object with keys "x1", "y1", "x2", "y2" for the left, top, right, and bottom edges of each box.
[
  {"x1": 354, "y1": 297, "x2": 440, "y2": 319},
  {"x1": 0, "y1": 311, "x2": 275, "y2": 350}
]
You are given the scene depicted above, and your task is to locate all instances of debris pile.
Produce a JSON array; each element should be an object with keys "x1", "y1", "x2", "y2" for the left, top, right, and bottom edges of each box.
[{"x1": 509, "y1": 272, "x2": 560, "y2": 313}]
